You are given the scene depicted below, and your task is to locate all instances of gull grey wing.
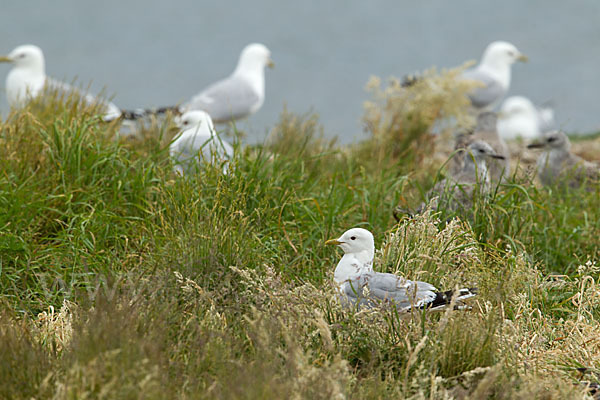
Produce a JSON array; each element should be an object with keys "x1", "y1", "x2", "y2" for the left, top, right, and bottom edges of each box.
[
  {"x1": 338, "y1": 272, "x2": 375, "y2": 308},
  {"x1": 342, "y1": 272, "x2": 437, "y2": 309},
  {"x1": 46, "y1": 77, "x2": 121, "y2": 119},
  {"x1": 461, "y1": 68, "x2": 506, "y2": 109},
  {"x1": 370, "y1": 274, "x2": 438, "y2": 308},
  {"x1": 184, "y1": 76, "x2": 260, "y2": 122}
]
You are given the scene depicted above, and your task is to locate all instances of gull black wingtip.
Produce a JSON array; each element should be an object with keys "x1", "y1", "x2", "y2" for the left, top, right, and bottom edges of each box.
[
  {"x1": 120, "y1": 105, "x2": 181, "y2": 121},
  {"x1": 422, "y1": 287, "x2": 478, "y2": 311}
]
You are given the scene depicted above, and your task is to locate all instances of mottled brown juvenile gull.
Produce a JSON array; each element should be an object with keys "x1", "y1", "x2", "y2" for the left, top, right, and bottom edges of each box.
[
  {"x1": 528, "y1": 131, "x2": 600, "y2": 190},
  {"x1": 325, "y1": 228, "x2": 477, "y2": 312},
  {"x1": 454, "y1": 112, "x2": 511, "y2": 184},
  {"x1": 423, "y1": 141, "x2": 505, "y2": 215}
]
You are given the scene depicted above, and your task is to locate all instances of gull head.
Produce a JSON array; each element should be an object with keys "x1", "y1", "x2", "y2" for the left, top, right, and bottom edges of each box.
[
  {"x1": 499, "y1": 96, "x2": 537, "y2": 119},
  {"x1": 481, "y1": 41, "x2": 527, "y2": 68},
  {"x1": 0, "y1": 45, "x2": 45, "y2": 72},
  {"x1": 325, "y1": 228, "x2": 375, "y2": 256},
  {"x1": 237, "y1": 43, "x2": 274, "y2": 72},
  {"x1": 467, "y1": 140, "x2": 505, "y2": 161},
  {"x1": 528, "y1": 131, "x2": 570, "y2": 152},
  {"x1": 497, "y1": 96, "x2": 541, "y2": 140},
  {"x1": 176, "y1": 110, "x2": 215, "y2": 131}
]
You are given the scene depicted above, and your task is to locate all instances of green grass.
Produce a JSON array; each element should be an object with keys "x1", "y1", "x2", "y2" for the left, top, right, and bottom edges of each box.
[{"x1": 0, "y1": 78, "x2": 598, "y2": 399}]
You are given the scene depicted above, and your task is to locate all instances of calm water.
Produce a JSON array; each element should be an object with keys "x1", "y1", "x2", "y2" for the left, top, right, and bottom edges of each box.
[{"x1": 1, "y1": 1, "x2": 600, "y2": 142}]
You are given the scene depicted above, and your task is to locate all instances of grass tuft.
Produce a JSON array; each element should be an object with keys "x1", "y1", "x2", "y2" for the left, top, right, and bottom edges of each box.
[{"x1": 0, "y1": 83, "x2": 598, "y2": 398}]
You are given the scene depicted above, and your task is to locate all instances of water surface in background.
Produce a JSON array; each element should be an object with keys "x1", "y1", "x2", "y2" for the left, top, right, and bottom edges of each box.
[{"x1": 1, "y1": 1, "x2": 599, "y2": 143}]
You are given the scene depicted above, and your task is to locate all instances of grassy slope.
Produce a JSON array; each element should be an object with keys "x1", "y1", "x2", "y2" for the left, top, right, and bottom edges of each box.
[{"x1": 0, "y1": 80, "x2": 599, "y2": 399}]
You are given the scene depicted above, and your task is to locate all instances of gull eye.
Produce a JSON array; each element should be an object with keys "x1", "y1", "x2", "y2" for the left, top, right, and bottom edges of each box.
[
  {"x1": 547, "y1": 137, "x2": 556, "y2": 143},
  {"x1": 19, "y1": 53, "x2": 26, "y2": 59},
  {"x1": 350, "y1": 236, "x2": 356, "y2": 240},
  {"x1": 183, "y1": 120, "x2": 189, "y2": 125}
]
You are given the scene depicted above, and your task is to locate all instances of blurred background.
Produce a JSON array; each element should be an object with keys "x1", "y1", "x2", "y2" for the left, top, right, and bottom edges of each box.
[{"x1": 1, "y1": 0, "x2": 599, "y2": 143}]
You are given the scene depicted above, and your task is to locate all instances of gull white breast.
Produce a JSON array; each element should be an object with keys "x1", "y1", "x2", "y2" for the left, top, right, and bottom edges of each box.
[{"x1": 325, "y1": 228, "x2": 477, "y2": 312}]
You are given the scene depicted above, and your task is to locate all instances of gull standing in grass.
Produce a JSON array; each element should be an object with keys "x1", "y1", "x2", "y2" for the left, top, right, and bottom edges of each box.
[
  {"x1": 181, "y1": 43, "x2": 273, "y2": 122},
  {"x1": 497, "y1": 96, "x2": 554, "y2": 141},
  {"x1": 169, "y1": 110, "x2": 233, "y2": 175},
  {"x1": 454, "y1": 112, "x2": 511, "y2": 184},
  {"x1": 127, "y1": 43, "x2": 274, "y2": 124},
  {"x1": 528, "y1": 131, "x2": 600, "y2": 189},
  {"x1": 402, "y1": 41, "x2": 527, "y2": 111},
  {"x1": 460, "y1": 41, "x2": 528, "y2": 111},
  {"x1": 325, "y1": 228, "x2": 477, "y2": 312},
  {"x1": 0, "y1": 44, "x2": 121, "y2": 121},
  {"x1": 406, "y1": 141, "x2": 505, "y2": 218}
]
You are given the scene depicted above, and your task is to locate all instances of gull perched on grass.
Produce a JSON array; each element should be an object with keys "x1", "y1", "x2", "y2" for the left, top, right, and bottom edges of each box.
[
  {"x1": 413, "y1": 141, "x2": 505, "y2": 217},
  {"x1": 0, "y1": 44, "x2": 121, "y2": 121},
  {"x1": 460, "y1": 41, "x2": 528, "y2": 111},
  {"x1": 402, "y1": 41, "x2": 527, "y2": 111},
  {"x1": 527, "y1": 131, "x2": 600, "y2": 190},
  {"x1": 182, "y1": 43, "x2": 273, "y2": 122},
  {"x1": 169, "y1": 110, "x2": 233, "y2": 175},
  {"x1": 497, "y1": 96, "x2": 554, "y2": 141},
  {"x1": 126, "y1": 43, "x2": 274, "y2": 124},
  {"x1": 325, "y1": 228, "x2": 477, "y2": 312},
  {"x1": 454, "y1": 112, "x2": 511, "y2": 184}
]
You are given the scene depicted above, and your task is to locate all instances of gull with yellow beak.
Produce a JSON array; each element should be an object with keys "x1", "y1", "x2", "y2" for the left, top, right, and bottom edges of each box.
[
  {"x1": 181, "y1": 43, "x2": 274, "y2": 122},
  {"x1": 325, "y1": 227, "x2": 477, "y2": 312},
  {"x1": 0, "y1": 44, "x2": 121, "y2": 121},
  {"x1": 402, "y1": 40, "x2": 528, "y2": 111},
  {"x1": 461, "y1": 41, "x2": 528, "y2": 111},
  {"x1": 126, "y1": 43, "x2": 274, "y2": 124}
]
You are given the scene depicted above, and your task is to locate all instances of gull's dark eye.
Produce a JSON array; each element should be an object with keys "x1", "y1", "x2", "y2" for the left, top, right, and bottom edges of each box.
[
  {"x1": 183, "y1": 120, "x2": 189, "y2": 125},
  {"x1": 547, "y1": 137, "x2": 556, "y2": 143},
  {"x1": 350, "y1": 236, "x2": 356, "y2": 240},
  {"x1": 19, "y1": 54, "x2": 26, "y2": 59}
]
